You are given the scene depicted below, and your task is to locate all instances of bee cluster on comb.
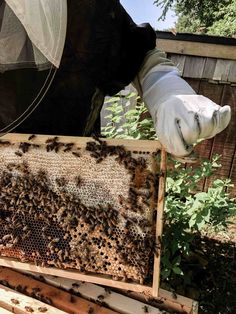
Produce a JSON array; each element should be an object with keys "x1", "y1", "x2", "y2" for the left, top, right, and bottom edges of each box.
[{"x1": 0, "y1": 135, "x2": 160, "y2": 284}]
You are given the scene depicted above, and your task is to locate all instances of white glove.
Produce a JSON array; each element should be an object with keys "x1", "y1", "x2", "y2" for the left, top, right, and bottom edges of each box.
[{"x1": 142, "y1": 66, "x2": 231, "y2": 157}]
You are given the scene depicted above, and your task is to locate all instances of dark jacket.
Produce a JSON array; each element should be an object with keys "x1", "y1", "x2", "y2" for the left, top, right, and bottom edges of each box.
[{"x1": 0, "y1": 0, "x2": 156, "y2": 136}]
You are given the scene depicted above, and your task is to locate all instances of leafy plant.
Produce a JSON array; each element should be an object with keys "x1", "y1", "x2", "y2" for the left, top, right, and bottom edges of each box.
[
  {"x1": 102, "y1": 92, "x2": 236, "y2": 284},
  {"x1": 162, "y1": 156, "x2": 236, "y2": 282},
  {"x1": 101, "y1": 93, "x2": 156, "y2": 140}
]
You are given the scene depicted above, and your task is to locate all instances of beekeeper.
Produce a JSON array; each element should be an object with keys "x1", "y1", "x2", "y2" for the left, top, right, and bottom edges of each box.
[{"x1": 0, "y1": 0, "x2": 231, "y2": 157}]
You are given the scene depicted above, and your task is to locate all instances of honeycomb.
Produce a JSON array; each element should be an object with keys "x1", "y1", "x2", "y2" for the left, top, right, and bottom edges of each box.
[{"x1": 0, "y1": 136, "x2": 160, "y2": 284}]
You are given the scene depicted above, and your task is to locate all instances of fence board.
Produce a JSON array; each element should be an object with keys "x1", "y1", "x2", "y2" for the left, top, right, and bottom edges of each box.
[
  {"x1": 193, "y1": 81, "x2": 224, "y2": 190},
  {"x1": 204, "y1": 85, "x2": 236, "y2": 194},
  {"x1": 185, "y1": 78, "x2": 201, "y2": 93},
  {"x1": 213, "y1": 60, "x2": 235, "y2": 82},
  {"x1": 168, "y1": 54, "x2": 186, "y2": 75},
  {"x1": 228, "y1": 147, "x2": 236, "y2": 197},
  {"x1": 228, "y1": 62, "x2": 236, "y2": 83},
  {"x1": 202, "y1": 58, "x2": 217, "y2": 80},
  {"x1": 197, "y1": 80, "x2": 224, "y2": 162},
  {"x1": 183, "y1": 56, "x2": 206, "y2": 78}
]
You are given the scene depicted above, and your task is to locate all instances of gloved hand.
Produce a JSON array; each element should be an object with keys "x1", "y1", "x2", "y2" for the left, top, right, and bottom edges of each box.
[{"x1": 142, "y1": 66, "x2": 231, "y2": 157}]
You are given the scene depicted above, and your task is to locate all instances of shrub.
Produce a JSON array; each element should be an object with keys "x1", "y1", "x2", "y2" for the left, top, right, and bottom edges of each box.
[{"x1": 101, "y1": 92, "x2": 236, "y2": 283}]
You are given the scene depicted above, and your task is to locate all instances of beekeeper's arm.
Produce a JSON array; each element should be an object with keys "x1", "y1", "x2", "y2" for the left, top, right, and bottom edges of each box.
[{"x1": 133, "y1": 49, "x2": 231, "y2": 157}]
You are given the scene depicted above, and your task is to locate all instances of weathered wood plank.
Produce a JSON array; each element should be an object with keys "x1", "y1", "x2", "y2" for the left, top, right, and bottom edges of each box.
[
  {"x1": 0, "y1": 267, "x2": 117, "y2": 314},
  {"x1": 202, "y1": 58, "x2": 217, "y2": 80},
  {"x1": 213, "y1": 60, "x2": 235, "y2": 82},
  {"x1": 19, "y1": 270, "x2": 196, "y2": 314},
  {"x1": 183, "y1": 56, "x2": 206, "y2": 78},
  {"x1": 167, "y1": 54, "x2": 186, "y2": 75},
  {"x1": 0, "y1": 307, "x2": 12, "y2": 314},
  {"x1": 228, "y1": 61, "x2": 236, "y2": 83},
  {"x1": 0, "y1": 284, "x2": 67, "y2": 314},
  {"x1": 228, "y1": 147, "x2": 236, "y2": 197},
  {"x1": 156, "y1": 39, "x2": 236, "y2": 60},
  {"x1": 199, "y1": 80, "x2": 224, "y2": 104},
  {"x1": 184, "y1": 78, "x2": 201, "y2": 93},
  {"x1": 20, "y1": 270, "x2": 168, "y2": 314},
  {"x1": 204, "y1": 85, "x2": 236, "y2": 193},
  {"x1": 194, "y1": 81, "x2": 224, "y2": 191}
]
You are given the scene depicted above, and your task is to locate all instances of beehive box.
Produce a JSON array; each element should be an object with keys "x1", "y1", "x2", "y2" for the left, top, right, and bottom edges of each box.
[{"x1": 0, "y1": 133, "x2": 166, "y2": 296}]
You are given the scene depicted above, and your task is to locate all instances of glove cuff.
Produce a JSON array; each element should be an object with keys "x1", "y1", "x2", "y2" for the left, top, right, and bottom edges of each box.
[{"x1": 142, "y1": 68, "x2": 196, "y2": 119}]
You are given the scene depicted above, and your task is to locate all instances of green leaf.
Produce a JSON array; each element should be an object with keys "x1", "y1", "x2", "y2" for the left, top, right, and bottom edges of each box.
[
  {"x1": 195, "y1": 192, "x2": 209, "y2": 202},
  {"x1": 161, "y1": 268, "x2": 171, "y2": 280},
  {"x1": 196, "y1": 214, "x2": 206, "y2": 230},
  {"x1": 202, "y1": 207, "x2": 211, "y2": 223},
  {"x1": 189, "y1": 214, "x2": 197, "y2": 228},
  {"x1": 172, "y1": 266, "x2": 183, "y2": 275},
  {"x1": 105, "y1": 97, "x2": 120, "y2": 104}
]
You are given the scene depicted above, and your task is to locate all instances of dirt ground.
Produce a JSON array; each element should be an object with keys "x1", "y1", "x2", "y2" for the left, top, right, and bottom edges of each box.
[{"x1": 169, "y1": 218, "x2": 236, "y2": 314}]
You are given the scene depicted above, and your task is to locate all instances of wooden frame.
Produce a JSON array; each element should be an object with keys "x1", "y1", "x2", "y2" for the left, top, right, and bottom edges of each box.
[
  {"x1": 0, "y1": 133, "x2": 166, "y2": 298},
  {"x1": 19, "y1": 269, "x2": 198, "y2": 314},
  {"x1": 0, "y1": 284, "x2": 68, "y2": 314},
  {"x1": 0, "y1": 267, "x2": 117, "y2": 314},
  {"x1": 157, "y1": 39, "x2": 236, "y2": 60}
]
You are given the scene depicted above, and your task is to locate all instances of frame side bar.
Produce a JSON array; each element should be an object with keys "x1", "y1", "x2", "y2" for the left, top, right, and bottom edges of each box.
[{"x1": 152, "y1": 148, "x2": 167, "y2": 297}]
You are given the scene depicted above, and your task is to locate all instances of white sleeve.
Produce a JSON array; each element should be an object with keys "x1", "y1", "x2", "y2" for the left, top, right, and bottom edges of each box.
[
  {"x1": 136, "y1": 51, "x2": 231, "y2": 157},
  {"x1": 142, "y1": 66, "x2": 196, "y2": 118}
]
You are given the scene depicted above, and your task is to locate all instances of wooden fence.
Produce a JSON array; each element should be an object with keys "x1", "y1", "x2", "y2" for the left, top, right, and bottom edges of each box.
[{"x1": 157, "y1": 31, "x2": 236, "y2": 197}]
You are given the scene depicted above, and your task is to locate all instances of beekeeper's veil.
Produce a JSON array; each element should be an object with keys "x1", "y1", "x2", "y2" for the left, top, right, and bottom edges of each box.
[{"x1": 0, "y1": 0, "x2": 67, "y2": 133}]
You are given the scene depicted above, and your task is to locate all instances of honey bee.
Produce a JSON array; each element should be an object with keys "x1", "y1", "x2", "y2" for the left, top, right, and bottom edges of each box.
[
  {"x1": 43, "y1": 296, "x2": 52, "y2": 305},
  {"x1": 45, "y1": 137, "x2": 61, "y2": 152},
  {"x1": 104, "y1": 287, "x2": 111, "y2": 295},
  {"x1": 0, "y1": 140, "x2": 11, "y2": 145},
  {"x1": 72, "y1": 152, "x2": 80, "y2": 157},
  {"x1": 13, "y1": 236, "x2": 19, "y2": 245},
  {"x1": 92, "y1": 134, "x2": 106, "y2": 145},
  {"x1": 75, "y1": 176, "x2": 82, "y2": 187},
  {"x1": 90, "y1": 151, "x2": 100, "y2": 159},
  {"x1": 45, "y1": 136, "x2": 58, "y2": 144},
  {"x1": 97, "y1": 294, "x2": 105, "y2": 301},
  {"x1": 28, "y1": 134, "x2": 36, "y2": 141},
  {"x1": 63, "y1": 142, "x2": 74, "y2": 152},
  {"x1": 38, "y1": 307, "x2": 48, "y2": 313},
  {"x1": 16, "y1": 285, "x2": 27, "y2": 293},
  {"x1": 32, "y1": 287, "x2": 41, "y2": 294},
  {"x1": 88, "y1": 307, "x2": 94, "y2": 314},
  {"x1": 96, "y1": 157, "x2": 103, "y2": 163},
  {"x1": 19, "y1": 142, "x2": 31, "y2": 153},
  {"x1": 2, "y1": 234, "x2": 12, "y2": 242},
  {"x1": 86, "y1": 141, "x2": 97, "y2": 152},
  {"x1": 70, "y1": 295, "x2": 76, "y2": 303},
  {"x1": 22, "y1": 230, "x2": 31, "y2": 240},
  {"x1": 142, "y1": 305, "x2": 149, "y2": 313},
  {"x1": 55, "y1": 177, "x2": 67, "y2": 187},
  {"x1": 32, "y1": 144, "x2": 40, "y2": 148},
  {"x1": 15, "y1": 151, "x2": 23, "y2": 157},
  {"x1": 25, "y1": 306, "x2": 34, "y2": 313},
  {"x1": 171, "y1": 291, "x2": 178, "y2": 300}
]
